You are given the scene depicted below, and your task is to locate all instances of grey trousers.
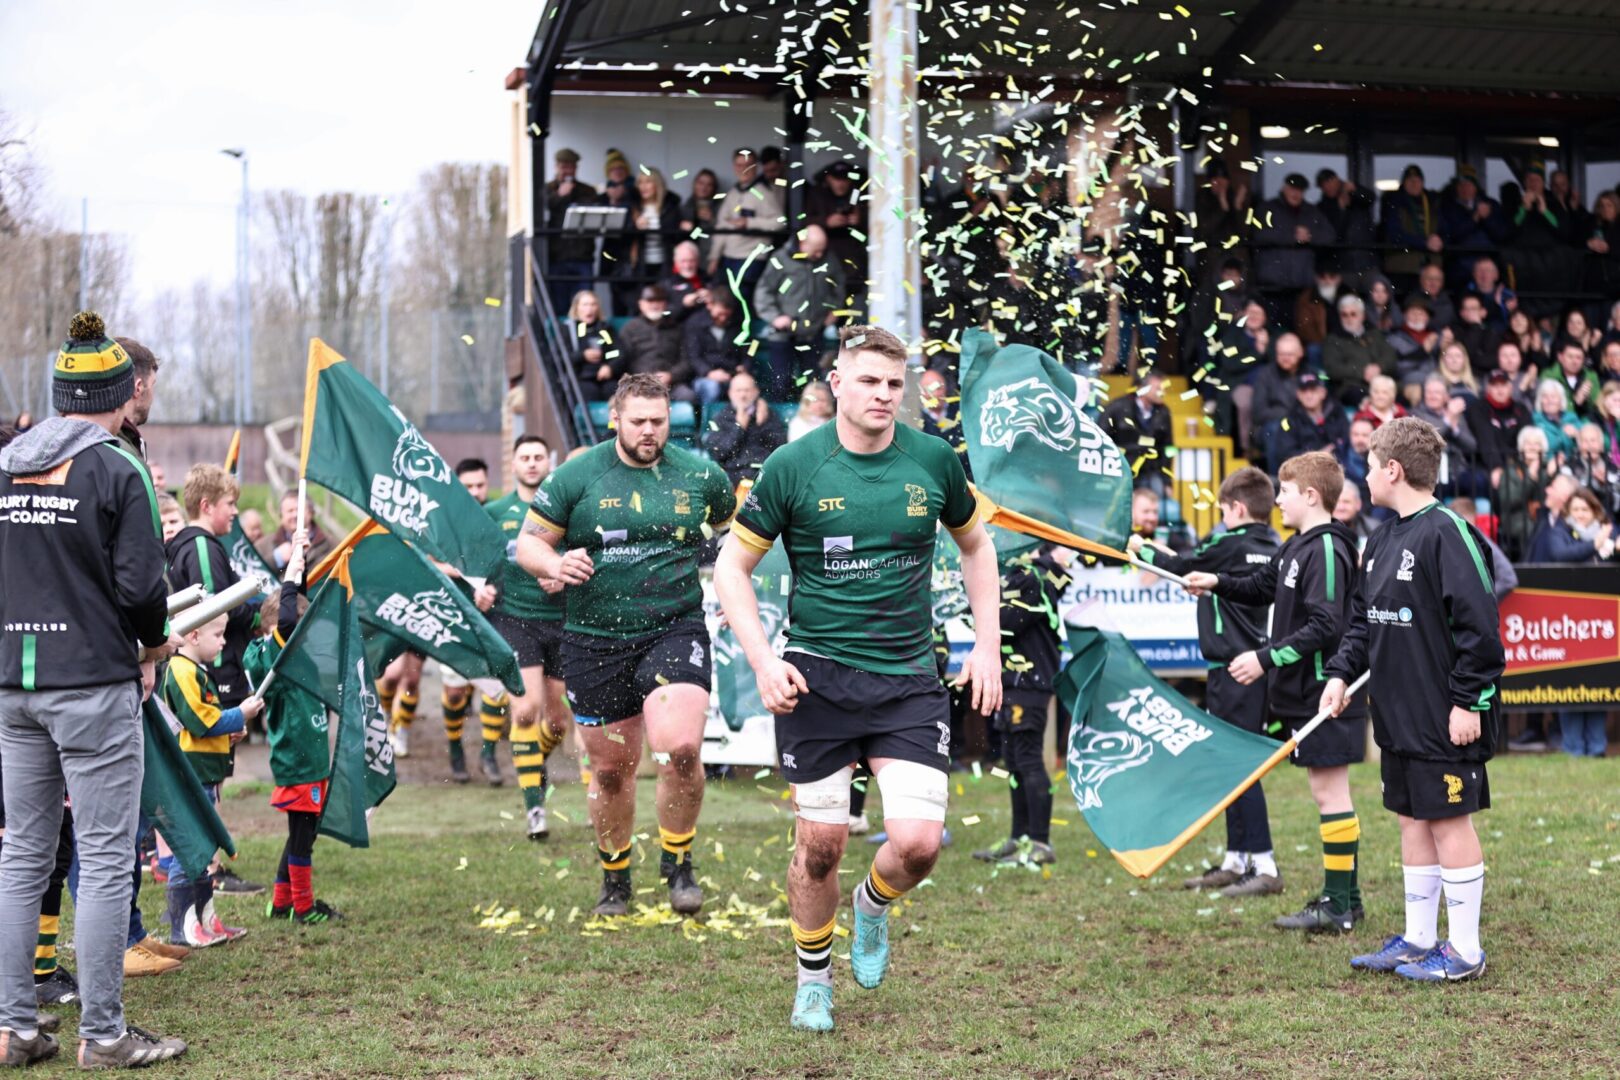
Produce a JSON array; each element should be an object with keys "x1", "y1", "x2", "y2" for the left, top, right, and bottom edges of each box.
[{"x1": 0, "y1": 682, "x2": 142, "y2": 1041}]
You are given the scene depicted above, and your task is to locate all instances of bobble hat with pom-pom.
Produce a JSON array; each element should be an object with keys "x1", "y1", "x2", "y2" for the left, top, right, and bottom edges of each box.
[{"x1": 53, "y1": 311, "x2": 134, "y2": 415}]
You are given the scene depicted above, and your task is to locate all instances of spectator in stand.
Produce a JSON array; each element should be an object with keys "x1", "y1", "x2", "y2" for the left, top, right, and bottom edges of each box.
[
  {"x1": 788, "y1": 380, "x2": 834, "y2": 441},
  {"x1": 1340, "y1": 416, "x2": 1376, "y2": 506},
  {"x1": 1412, "y1": 375, "x2": 1484, "y2": 496},
  {"x1": 1333, "y1": 482, "x2": 1380, "y2": 548},
  {"x1": 1603, "y1": 300, "x2": 1620, "y2": 347},
  {"x1": 1495, "y1": 339, "x2": 1540, "y2": 405},
  {"x1": 567, "y1": 290, "x2": 623, "y2": 402},
  {"x1": 1390, "y1": 294, "x2": 1441, "y2": 395},
  {"x1": 1550, "y1": 338, "x2": 1602, "y2": 421},
  {"x1": 1293, "y1": 260, "x2": 1343, "y2": 349},
  {"x1": 1546, "y1": 484, "x2": 1615, "y2": 759},
  {"x1": 1497, "y1": 426, "x2": 1555, "y2": 561},
  {"x1": 542, "y1": 147, "x2": 599, "y2": 317},
  {"x1": 1185, "y1": 257, "x2": 1249, "y2": 370},
  {"x1": 754, "y1": 223, "x2": 846, "y2": 400},
  {"x1": 1251, "y1": 331, "x2": 1304, "y2": 460},
  {"x1": 596, "y1": 148, "x2": 640, "y2": 316},
  {"x1": 1102, "y1": 372, "x2": 1174, "y2": 494},
  {"x1": 1253, "y1": 173, "x2": 1333, "y2": 291},
  {"x1": 270, "y1": 490, "x2": 333, "y2": 570},
  {"x1": 681, "y1": 291, "x2": 747, "y2": 406},
  {"x1": 1438, "y1": 165, "x2": 1507, "y2": 287},
  {"x1": 678, "y1": 168, "x2": 721, "y2": 265},
  {"x1": 1569, "y1": 423, "x2": 1620, "y2": 517},
  {"x1": 1507, "y1": 307, "x2": 1551, "y2": 373},
  {"x1": 708, "y1": 147, "x2": 786, "y2": 303},
  {"x1": 702, "y1": 371, "x2": 785, "y2": 486},
  {"x1": 805, "y1": 161, "x2": 866, "y2": 289},
  {"x1": 1415, "y1": 262, "x2": 1457, "y2": 330},
  {"x1": 919, "y1": 368, "x2": 955, "y2": 442},
  {"x1": 661, "y1": 241, "x2": 711, "y2": 323},
  {"x1": 1527, "y1": 473, "x2": 1603, "y2": 562},
  {"x1": 1129, "y1": 485, "x2": 1195, "y2": 556},
  {"x1": 1585, "y1": 191, "x2": 1620, "y2": 298},
  {"x1": 1353, "y1": 374, "x2": 1406, "y2": 429},
  {"x1": 629, "y1": 167, "x2": 682, "y2": 296},
  {"x1": 1316, "y1": 168, "x2": 1377, "y2": 284},
  {"x1": 1380, "y1": 164, "x2": 1441, "y2": 283},
  {"x1": 1465, "y1": 257, "x2": 1515, "y2": 331},
  {"x1": 1448, "y1": 293, "x2": 1500, "y2": 375},
  {"x1": 1322, "y1": 293, "x2": 1397, "y2": 406},
  {"x1": 1269, "y1": 371, "x2": 1348, "y2": 471},
  {"x1": 1425, "y1": 340, "x2": 1481, "y2": 400},
  {"x1": 1510, "y1": 164, "x2": 1580, "y2": 314},
  {"x1": 1533, "y1": 378, "x2": 1581, "y2": 461},
  {"x1": 1561, "y1": 307, "x2": 1604, "y2": 360},
  {"x1": 619, "y1": 285, "x2": 694, "y2": 401},
  {"x1": 1548, "y1": 169, "x2": 1590, "y2": 238},
  {"x1": 1600, "y1": 339, "x2": 1620, "y2": 384},
  {"x1": 1447, "y1": 497, "x2": 1519, "y2": 600},
  {"x1": 1597, "y1": 381, "x2": 1620, "y2": 470},
  {"x1": 1364, "y1": 273, "x2": 1400, "y2": 333},
  {"x1": 1203, "y1": 297, "x2": 1270, "y2": 448},
  {"x1": 1466, "y1": 368, "x2": 1533, "y2": 485},
  {"x1": 1193, "y1": 160, "x2": 1249, "y2": 280}
]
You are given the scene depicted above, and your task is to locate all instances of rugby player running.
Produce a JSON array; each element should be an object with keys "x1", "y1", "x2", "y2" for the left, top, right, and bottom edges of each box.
[
  {"x1": 517, "y1": 374, "x2": 736, "y2": 917},
  {"x1": 713, "y1": 326, "x2": 1003, "y2": 1034}
]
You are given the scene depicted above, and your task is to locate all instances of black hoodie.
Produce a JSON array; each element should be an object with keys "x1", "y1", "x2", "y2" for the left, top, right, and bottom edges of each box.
[
  {"x1": 166, "y1": 524, "x2": 256, "y2": 704},
  {"x1": 0, "y1": 419, "x2": 168, "y2": 690},
  {"x1": 1138, "y1": 521, "x2": 1281, "y2": 665},
  {"x1": 1211, "y1": 519, "x2": 1366, "y2": 722}
]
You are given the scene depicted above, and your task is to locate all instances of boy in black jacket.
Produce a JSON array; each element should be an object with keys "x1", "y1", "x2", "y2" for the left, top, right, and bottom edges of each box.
[
  {"x1": 1130, "y1": 467, "x2": 1283, "y2": 896},
  {"x1": 970, "y1": 545, "x2": 1074, "y2": 866},
  {"x1": 1325, "y1": 417, "x2": 1504, "y2": 982},
  {"x1": 1184, "y1": 452, "x2": 1369, "y2": 933}
]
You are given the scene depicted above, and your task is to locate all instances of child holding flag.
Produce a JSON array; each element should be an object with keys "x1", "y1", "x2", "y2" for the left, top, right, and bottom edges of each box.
[
  {"x1": 1183, "y1": 452, "x2": 1369, "y2": 933},
  {"x1": 161, "y1": 615, "x2": 262, "y2": 946},
  {"x1": 245, "y1": 532, "x2": 343, "y2": 925},
  {"x1": 1323, "y1": 417, "x2": 1504, "y2": 982}
]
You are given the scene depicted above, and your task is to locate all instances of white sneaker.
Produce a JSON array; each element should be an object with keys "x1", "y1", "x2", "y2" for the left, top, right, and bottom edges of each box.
[
  {"x1": 390, "y1": 726, "x2": 410, "y2": 758},
  {"x1": 180, "y1": 908, "x2": 219, "y2": 949},
  {"x1": 526, "y1": 805, "x2": 548, "y2": 842},
  {"x1": 847, "y1": 812, "x2": 871, "y2": 836}
]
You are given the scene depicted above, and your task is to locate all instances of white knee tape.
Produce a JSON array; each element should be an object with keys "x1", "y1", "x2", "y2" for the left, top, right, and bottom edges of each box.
[
  {"x1": 793, "y1": 766, "x2": 854, "y2": 825},
  {"x1": 876, "y1": 760, "x2": 948, "y2": 823}
]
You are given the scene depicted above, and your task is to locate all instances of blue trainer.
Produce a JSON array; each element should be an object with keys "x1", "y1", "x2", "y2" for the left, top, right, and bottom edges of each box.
[
  {"x1": 1350, "y1": 934, "x2": 1434, "y2": 972},
  {"x1": 850, "y1": 908, "x2": 891, "y2": 989},
  {"x1": 790, "y1": 983, "x2": 834, "y2": 1032},
  {"x1": 1395, "y1": 941, "x2": 1486, "y2": 982}
]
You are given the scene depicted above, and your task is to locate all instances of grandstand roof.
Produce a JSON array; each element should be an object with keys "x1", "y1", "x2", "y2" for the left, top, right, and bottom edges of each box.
[{"x1": 530, "y1": 0, "x2": 1620, "y2": 98}]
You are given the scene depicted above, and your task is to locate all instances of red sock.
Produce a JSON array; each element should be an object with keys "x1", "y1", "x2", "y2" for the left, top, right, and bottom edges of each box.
[
  {"x1": 288, "y1": 859, "x2": 313, "y2": 914},
  {"x1": 272, "y1": 879, "x2": 292, "y2": 910}
]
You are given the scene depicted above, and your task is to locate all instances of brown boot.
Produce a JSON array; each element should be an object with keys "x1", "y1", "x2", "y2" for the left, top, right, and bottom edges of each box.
[
  {"x1": 137, "y1": 935, "x2": 191, "y2": 962},
  {"x1": 1182, "y1": 866, "x2": 1244, "y2": 890},
  {"x1": 123, "y1": 942, "x2": 182, "y2": 978}
]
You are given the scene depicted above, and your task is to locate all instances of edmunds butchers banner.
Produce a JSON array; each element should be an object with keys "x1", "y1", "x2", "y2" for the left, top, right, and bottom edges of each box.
[{"x1": 1498, "y1": 564, "x2": 1620, "y2": 709}]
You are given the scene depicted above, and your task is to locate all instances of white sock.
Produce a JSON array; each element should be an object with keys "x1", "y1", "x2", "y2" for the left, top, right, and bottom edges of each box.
[
  {"x1": 1403, "y1": 864, "x2": 1442, "y2": 949},
  {"x1": 1220, "y1": 849, "x2": 1248, "y2": 874},
  {"x1": 1441, "y1": 863, "x2": 1485, "y2": 963},
  {"x1": 1251, "y1": 851, "x2": 1279, "y2": 878},
  {"x1": 9, "y1": 1027, "x2": 38, "y2": 1041}
]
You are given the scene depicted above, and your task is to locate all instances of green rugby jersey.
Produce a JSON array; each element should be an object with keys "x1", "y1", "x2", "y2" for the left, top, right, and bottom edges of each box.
[
  {"x1": 487, "y1": 489, "x2": 563, "y2": 623},
  {"x1": 526, "y1": 440, "x2": 736, "y2": 638},
  {"x1": 244, "y1": 631, "x2": 333, "y2": 788},
  {"x1": 732, "y1": 421, "x2": 980, "y2": 676}
]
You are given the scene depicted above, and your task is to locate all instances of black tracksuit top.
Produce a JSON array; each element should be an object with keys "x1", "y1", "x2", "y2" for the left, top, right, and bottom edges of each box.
[
  {"x1": 166, "y1": 525, "x2": 257, "y2": 702},
  {"x1": 1139, "y1": 522, "x2": 1281, "y2": 665}
]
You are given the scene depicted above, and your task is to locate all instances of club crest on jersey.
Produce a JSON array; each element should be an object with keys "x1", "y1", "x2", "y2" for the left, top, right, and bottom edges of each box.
[
  {"x1": 978, "y1": 377, "x2": 1123, "y2": 478},
  {"x1": 905, "y1": 483, "x2": 928, "y2": 517},
  {"x1": 374, "y1": 588, "x2": 468, "y2": 647},
  {"x1": 1068, "y1": 728, "x2": 1153, "y2": 811},
  {"x1": 1284, "y1": 558, "x2": 1300, "y2": 588},
  {"x1": 1397, "y1": 548, "x2": 1415, "y2": 582},
  {"x1": 673, "y1": 488, "x2": 691, "y2": 515}
]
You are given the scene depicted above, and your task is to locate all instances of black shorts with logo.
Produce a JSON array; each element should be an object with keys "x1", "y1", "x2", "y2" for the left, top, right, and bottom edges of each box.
[
  {"x1": 1277, "y1": 711, "x2": 1366, "y2": 768},
  {"x1": 1381, "y1": 752, "x2": 1490, "y2": 820},
  {"x1": 486, "y1": 610, "x2": 564, "y2": 674},
  {"x1": 560, "y1": 619, "x2": 711, "y2": 725},
  {"x1": 775, "y1": 653, "x2": 950, "y2": 784}
]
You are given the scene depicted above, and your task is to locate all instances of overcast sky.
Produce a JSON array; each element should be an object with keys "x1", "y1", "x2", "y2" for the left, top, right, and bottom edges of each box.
[{"x1": 0, "y1": 0, "x2": 538, "y2": 308}]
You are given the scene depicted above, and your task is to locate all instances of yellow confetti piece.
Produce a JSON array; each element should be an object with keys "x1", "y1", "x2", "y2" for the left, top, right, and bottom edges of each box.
[
  {"x1": 961, "y1": 815, "x2": 981, "y2": 826},
  {"x1": 460, "y1": 334, "x2": 475, "y2": 346},
  {"x1": 454, "y1": 857, "x2": 468, "y2": 871},
  {"x1": 483, "y1": 297, "x2": 502, "y2": 307},
  {"x1": 607, "y1": 732, "x2": 625, "y2": 744}
]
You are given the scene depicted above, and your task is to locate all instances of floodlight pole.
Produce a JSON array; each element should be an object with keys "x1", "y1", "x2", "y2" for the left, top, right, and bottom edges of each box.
[{"x1": 867, "y1": 0, "x2": 922, "y2": 347}]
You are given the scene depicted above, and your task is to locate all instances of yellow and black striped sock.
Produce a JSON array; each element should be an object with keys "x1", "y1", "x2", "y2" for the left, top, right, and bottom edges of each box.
[
  {"x1": 391, "y1": 690, "x2": 419, "y2": 732},
  {"x1": 1320, "y1": 811, "x2": 1361, "y2": 912},
  {"x1": 853, "y1": 865, "x2": 904, "y2": 917},
  {"x1": 33, "y1": 914, "x2": 59, "y2": 979},
  {"x1": 791, "y1": 916, "x2": 836, "y2": 987},
  {"x1": 378, "y1": 683, "x2": 397, "y2": 725},
  {"x1": 659, "y1": 826, "x2": 696, "y2": 869},
  {"x1": 598, "y1": 844, "x2": 632, "y2": 874},
  {"x1": 537, "y1": 721, "x2": 564, "y2": 759},
  {"x1": 511, "y1": 722, "x2": 546, "y2": 812},
  {"x1": 442, "y1": 690, "x2": 467, "y2": 742},
  {"x1": 480, "y1": 693, "x2": 509, "y2": 756}
]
